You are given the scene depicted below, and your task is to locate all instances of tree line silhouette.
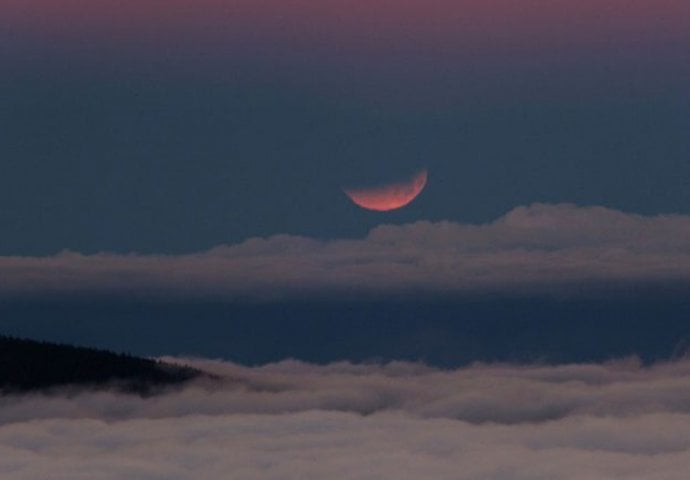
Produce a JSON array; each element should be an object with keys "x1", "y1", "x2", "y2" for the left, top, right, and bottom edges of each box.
[{"x1": 0, "y1": 335, "x2": 201, "y2": 395}]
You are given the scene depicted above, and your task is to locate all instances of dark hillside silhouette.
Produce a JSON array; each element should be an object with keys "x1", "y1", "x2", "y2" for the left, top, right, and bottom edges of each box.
[{"x1": 0, "y1": 336, "x2": 201, "y2": 395}]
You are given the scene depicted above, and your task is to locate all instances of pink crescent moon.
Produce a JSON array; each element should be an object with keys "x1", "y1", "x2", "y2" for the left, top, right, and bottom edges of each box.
[{"x1": 343, "y1": 169, "x2": 428, "y2": 212}]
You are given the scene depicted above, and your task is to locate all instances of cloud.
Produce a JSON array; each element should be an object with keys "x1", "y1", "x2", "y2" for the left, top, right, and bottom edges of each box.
[
  {"x1": 2, "y1": 357, "x2": 690, "y2": 479},
  {"x1": 1, "y1": 203, "x2": 690, "y2": 301}
]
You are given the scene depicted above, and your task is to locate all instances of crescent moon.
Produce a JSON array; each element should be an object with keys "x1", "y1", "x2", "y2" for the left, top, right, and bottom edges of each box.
[{"x1": 343, "y1": 169, "x2": 428, "y2": 212}]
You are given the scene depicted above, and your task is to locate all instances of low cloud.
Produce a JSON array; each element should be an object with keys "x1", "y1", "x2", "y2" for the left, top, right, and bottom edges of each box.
[
  {"x1": 3, "y1": 357, "x2": 690, "y2": 479},
  {"x1": 2, "y1": 203, "x2": 690, "y2": 301}
]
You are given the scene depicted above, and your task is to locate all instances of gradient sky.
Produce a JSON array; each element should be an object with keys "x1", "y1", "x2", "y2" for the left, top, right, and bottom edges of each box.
[
  {"x1": 3, "y1": 0, "x2": 690, "y2": 254},
  {"x1": 2, "y1": 1, "x2": 690, "y2": 364}
]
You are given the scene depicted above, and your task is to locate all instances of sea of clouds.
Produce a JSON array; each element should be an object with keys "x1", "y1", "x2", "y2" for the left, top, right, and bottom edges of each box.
[
  {"x1": 3, "y1": 356, "x2": 690, "y2": 479},
  {"x1": 2, "y1": 203, "x2": 690, "y2": 301}
]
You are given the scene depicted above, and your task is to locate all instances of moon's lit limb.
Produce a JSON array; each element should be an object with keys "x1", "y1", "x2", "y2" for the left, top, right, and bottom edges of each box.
[{"x1": 344, "y1": 169, "x2": 427, "y2": 212}]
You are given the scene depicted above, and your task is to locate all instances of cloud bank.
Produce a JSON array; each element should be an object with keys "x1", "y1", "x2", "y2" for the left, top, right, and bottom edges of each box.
[
  {"x1": 2, "y1": 203, "x2": 690, "y2": 301},
  {"x1": 3, "y1": 357, "x2": 690, "y2": 479}
]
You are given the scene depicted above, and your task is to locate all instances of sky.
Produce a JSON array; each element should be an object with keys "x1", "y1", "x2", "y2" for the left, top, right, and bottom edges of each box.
[
  {"x1": 2, "y1": 1, "x2": 690, "y2": 362},
  {"x1": 3, "y1": 0, "x2": 690, "y2": 254}
]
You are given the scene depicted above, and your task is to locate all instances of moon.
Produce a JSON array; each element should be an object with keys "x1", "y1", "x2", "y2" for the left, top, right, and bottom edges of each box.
[{"x1": 343, "y1": 169, "x2": 428, "y2": 212}]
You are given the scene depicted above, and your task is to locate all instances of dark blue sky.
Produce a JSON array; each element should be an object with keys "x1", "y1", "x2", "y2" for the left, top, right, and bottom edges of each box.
[
  {"x1": 4, "y1": 65, "x2": 690, "y2": 255},
  {"x1": 3, "y1": 1, "x2": 690, "y2": 255},
  {"x1": 3, "y1": 296, "x2": 690, "y2": 366}
]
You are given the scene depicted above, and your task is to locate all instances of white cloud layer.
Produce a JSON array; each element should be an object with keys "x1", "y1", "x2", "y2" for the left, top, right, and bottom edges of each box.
[
  {"x1": 3, "y1": 357, "x2": 690, "y2": 478},
  {"x1": 2, "y1": 203, "x2": 690, "y2": 300}
]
